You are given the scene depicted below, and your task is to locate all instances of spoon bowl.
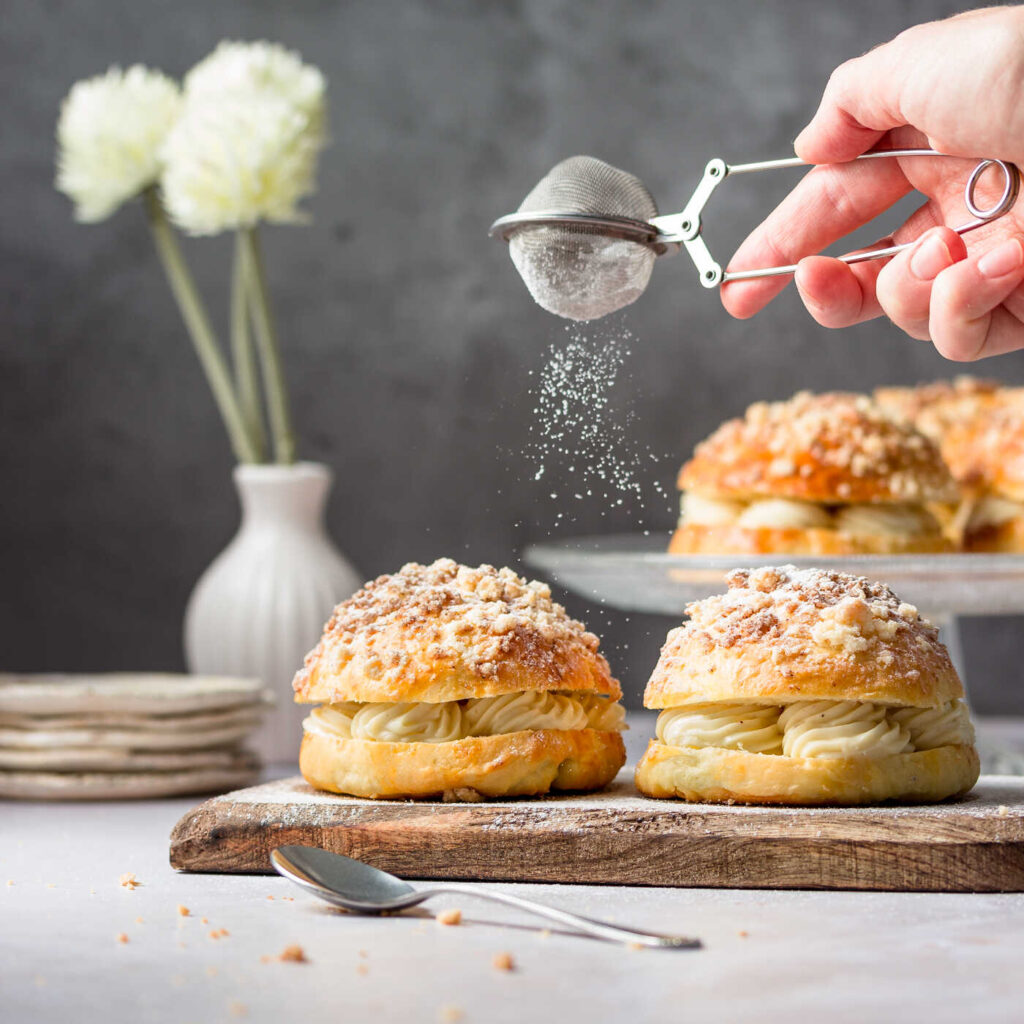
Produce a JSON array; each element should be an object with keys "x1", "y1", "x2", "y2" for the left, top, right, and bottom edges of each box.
[{"x1": 272, "y1": 845, "x2": 421, "y2": 913}]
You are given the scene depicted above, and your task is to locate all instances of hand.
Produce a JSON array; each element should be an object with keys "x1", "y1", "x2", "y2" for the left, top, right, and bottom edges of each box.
[{"x1": 720, "y1": 6, "x2": 1024, "y2": 360}]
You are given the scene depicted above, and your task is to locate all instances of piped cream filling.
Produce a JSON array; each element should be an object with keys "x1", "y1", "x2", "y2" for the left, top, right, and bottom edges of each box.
[
  {"x1": 655, "y1": 699, "x2": 972, "y2": 758},
  {"x1": 679, "y1": 492, "x2": 942, "y2": 536},
  {"x1": 737, "y1": 499, "x2": 831, "y2": 530},
  {"x1": 966, "y1": 495, "x2": 1024, "y2": 532},
  {"x1": 779, "y1": 701, "x2": 910, "y2": 758},
  {"x1": 656, "y1": 702, "x2": 783, "y2": 753},
  {"x1": 305, "y1": 691, "x2": 625, "y2": 744}
]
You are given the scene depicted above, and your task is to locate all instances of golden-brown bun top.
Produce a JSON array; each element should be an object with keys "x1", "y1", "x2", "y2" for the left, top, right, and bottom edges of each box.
[
  {"x1": 644, "y1": 565, "x2": 962, "y2": 709},
  {"x1": 294, "y1": 558, "x2": 620, "y2": 705},
  {"x1": 678, "y1": 391, "x2": 957, "y2": 504},
  {"x1": 940, "y1": 389, "x2": 1024, "y2": 499},
  {"x1": 874, "y1": 376, "x2": 1002, "y2": 438},
  {"x1": 874, "y1": 377, "x2": 1015, "y2": 488}
]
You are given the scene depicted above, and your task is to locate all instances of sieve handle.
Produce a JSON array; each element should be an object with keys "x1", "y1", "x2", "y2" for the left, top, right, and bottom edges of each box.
[{"x1": 650, "y1": 150, "x2": 1021, "y2": 289}]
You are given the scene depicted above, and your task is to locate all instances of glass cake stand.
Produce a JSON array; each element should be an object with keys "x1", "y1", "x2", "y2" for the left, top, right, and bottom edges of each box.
[{"x1": 523, "y1": 533, "x2": 1024, "y2": 774}]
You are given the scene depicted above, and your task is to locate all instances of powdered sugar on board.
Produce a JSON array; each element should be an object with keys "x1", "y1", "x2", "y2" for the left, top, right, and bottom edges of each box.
[
  {"x1": 198, "y1": 773, "x2": 1022, "y2": 819},
  {"x1": 171, "y1": 775, "x2": 1024, "y2": 888}
]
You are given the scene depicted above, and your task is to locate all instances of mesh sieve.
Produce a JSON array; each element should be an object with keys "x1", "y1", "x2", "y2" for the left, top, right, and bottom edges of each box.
[
  {"x1": 498, "y1": 151, "x2": 1022, "y2": 316},
  {"x1": 507, "y1": 156, "x2": 659, "y2": 321}
]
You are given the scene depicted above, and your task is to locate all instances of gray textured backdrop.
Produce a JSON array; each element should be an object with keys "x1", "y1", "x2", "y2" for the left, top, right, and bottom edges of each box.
[{"x1": 3, "y1": 0, "x2": 1023, "y2": 710}]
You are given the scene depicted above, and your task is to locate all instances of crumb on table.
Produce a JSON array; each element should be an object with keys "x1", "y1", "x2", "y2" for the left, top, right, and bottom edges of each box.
[
  {"x1": 177, "y1": 905, "x2": 190, "y2": 917},
  {"x1": 116, "y1": 933, "x2": 129, "y2": 944},
  {"x1": 437, "y1": 1005, "x2": 465, "y2": 1023},
  {"x1": 738, "y1": 929, "x2": 749, "y2": 938},
  {"x1": 209, "y1": 928, "x2": 230, "y2": 940},
  {"x1": 492, "y1": 952, "x2": 515, "y2": 971},
  {"x1": 118, "y1": 873, "x2": 140, "y2": 890},
  {"x1": 436, "y1": 908, "x2": 462, "y2": 926},
  {"x1": 262, "y1": 944, "x2": 307, "y2": 964}
]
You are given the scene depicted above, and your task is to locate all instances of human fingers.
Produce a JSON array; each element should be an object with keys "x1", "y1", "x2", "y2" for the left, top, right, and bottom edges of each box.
[
  {"x1": 721, "y1": 157, "x2": 909, "y2": 319},
  {"x1": 795, "y1": 9, "x2": 1024, "y2": 166},
  {"x1": 793, "y1": 47, "x2": 906, "y2": 164},
  {"x1": 793, "y1": 250, "x2": 888, "y2": 328},
  {"x1": 873, "y1": 226, "x2": 968, "y2": 340},
  {"x1": 929, "y1": 239, "x2": 1024, "y2": 360}
]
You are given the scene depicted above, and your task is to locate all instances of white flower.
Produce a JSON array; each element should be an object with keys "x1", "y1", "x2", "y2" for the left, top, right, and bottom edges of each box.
[
  {"x1": 184, "y1": 40, "x2": 325, "y2": 133},
  {"x1": 161, "y1": 93, "x2": 322, "y2": 235},
  {"x1": 56, "y1": 65, "x2": 181, "y2": 222},
  {"x1": 161, "y1": 41, "x2": 327, "y2": 235}
]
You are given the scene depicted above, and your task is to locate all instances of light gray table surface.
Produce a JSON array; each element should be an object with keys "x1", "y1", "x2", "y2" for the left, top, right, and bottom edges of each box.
[{"x1": 4, "y1": 718, "x2": 1024, "y2": 1024}]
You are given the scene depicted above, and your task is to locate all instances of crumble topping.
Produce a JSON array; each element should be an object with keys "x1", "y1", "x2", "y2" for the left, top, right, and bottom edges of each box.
[
  {"x1": 875, "y1": 376, "x2": 1002, "y2": 438},
  {"x1": 683, "y1": 391, "x2": 955, "y2": 502},
  {"x1": 876, "y1": 379, "x2": 1024, "y2": 492},
  {"x1": 677, "y1": 565, "x2": 946, "y2": 675},
  {"x1": 295, "y1": 558, "x2": 608, "y2": 688}
]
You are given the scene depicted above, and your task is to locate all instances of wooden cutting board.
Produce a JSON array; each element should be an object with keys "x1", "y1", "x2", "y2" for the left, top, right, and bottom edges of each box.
[{"x1": 169, "y1": 773, "x2": 1024, "y2": 891}]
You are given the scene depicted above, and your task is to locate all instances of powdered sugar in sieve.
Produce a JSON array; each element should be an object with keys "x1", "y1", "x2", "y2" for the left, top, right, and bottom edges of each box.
[{"x1": 507, "y1": 156, "x2": 658, "y2": 321}]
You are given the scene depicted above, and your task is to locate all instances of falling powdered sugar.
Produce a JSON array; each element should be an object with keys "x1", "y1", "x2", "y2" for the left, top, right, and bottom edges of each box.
[{"x1": 523, "y1": 319, "x2": 669, "y2": 512}]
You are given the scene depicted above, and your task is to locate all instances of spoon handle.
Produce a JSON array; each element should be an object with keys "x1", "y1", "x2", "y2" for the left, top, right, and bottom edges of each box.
[{"x1": 425, "y1": 886, "x2": 700, "y2": 949}]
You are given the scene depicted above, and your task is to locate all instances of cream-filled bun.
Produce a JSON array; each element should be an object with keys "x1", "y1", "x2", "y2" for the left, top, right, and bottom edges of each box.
[
  {"x1": 635, "y1": 565, "x2": 979, "y2": 805},
  {"x1": 940, "y1": 390, "x2": 1024, "y2": 552},
  {"x1": 670, "y1": 392, "x2": 956, "y2": 555},
  {"x1": 875, "y1": 378, "x2": 1024, "y2": 549},
  {"x1": 294, "y1": 558, "x2": 626, "y2": 799}
]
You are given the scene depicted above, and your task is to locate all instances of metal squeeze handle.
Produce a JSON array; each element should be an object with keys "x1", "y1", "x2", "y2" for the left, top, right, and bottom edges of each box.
[{"x1": 651, "y1": 150, "x2": 1022, "y2": 288}]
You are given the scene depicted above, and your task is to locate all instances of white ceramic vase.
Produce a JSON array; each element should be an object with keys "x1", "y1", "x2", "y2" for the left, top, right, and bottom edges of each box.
[{"x1": 184, "y1": 462, "x2": 361, "y2": 763}]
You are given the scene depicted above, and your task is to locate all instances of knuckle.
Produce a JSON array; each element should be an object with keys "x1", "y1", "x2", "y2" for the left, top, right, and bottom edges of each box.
[
  {"x1": 825, "y1": 58, "x2": 857, "y2": 98},
  {"x1": 813, "y1": 167, "x2": 871, "y2": 230}
]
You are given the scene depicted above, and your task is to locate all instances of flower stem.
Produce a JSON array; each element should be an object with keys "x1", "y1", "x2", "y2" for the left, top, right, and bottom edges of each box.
[
  {"x1": 143, "y1": 189, "x2": 260, "y2": 463},
  {"x1": 241, "y1": 225, "x2": 296, "y2": 465},
  {"x1": 231, "y1": 232, "x2": 267, "y2": 460}
]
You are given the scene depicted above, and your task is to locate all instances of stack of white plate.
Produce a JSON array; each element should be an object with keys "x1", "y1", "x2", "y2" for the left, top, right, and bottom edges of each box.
[{"x1": 0, "y1": 674, "x2": 273, "y2": 800}]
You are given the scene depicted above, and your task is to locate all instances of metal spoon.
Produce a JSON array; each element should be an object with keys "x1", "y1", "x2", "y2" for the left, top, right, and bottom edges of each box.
[{"x1": 271, "y1": 845, "x2": 700, "y2": 950}]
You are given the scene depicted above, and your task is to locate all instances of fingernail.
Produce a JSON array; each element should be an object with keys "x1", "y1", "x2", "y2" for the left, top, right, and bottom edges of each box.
[
  {"x1": 978, "y1": 239, "x2": 1024, "y2": 278},
  {"x1": 910, "y1": 234, "x2": 952, "y2": 281}
]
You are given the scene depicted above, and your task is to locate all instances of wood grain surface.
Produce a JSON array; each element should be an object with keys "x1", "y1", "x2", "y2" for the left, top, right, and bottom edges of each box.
[{"x1": 169, "y1": 774, "x2": 1024, "y2": 891}]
